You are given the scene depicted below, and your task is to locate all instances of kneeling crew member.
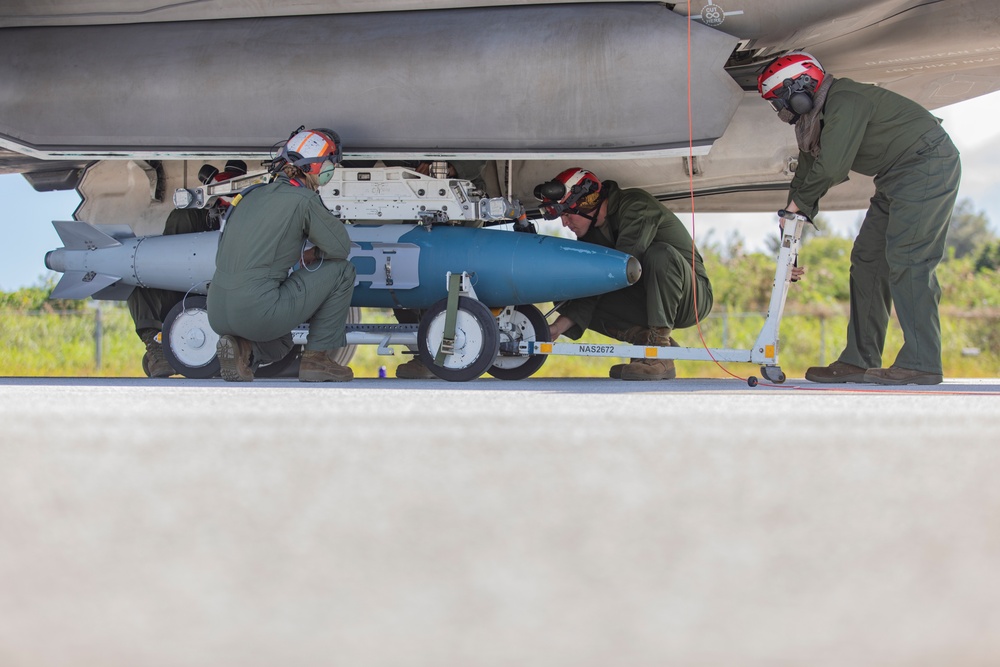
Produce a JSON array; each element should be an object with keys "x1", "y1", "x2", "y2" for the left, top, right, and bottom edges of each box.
[
  {"x1": 207, "y1": 127, "x2": 356, "y2": 382},
  {"x1": 535, "y1": 168, "x2": 713, "y2": 381},
  {"x1": 132, "y1": 160, "x2": 247, "y2": 378}
]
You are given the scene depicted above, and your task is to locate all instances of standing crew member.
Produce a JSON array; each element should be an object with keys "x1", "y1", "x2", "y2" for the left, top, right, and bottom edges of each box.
[
  {"x1": 535, "y1": 168, "x2": 713, "y2": 381},
  {"x1": 759, "y1": 52, "x2": 961, "y2": 385},
  {"x1": 207, "y1": 127, "x2": 356, "y2": 382}
]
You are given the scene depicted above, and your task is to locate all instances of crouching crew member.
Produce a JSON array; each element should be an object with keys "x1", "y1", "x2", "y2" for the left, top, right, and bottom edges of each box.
[
  {"x1": 535, "y1": 168, "x2": 713, "y2": 381},
  {"x1": 207, "y1": 127, "x2": 356, "y2": 382},
  {"x1": 131, "y1": 160, "x2": 247, "y2": 378}
]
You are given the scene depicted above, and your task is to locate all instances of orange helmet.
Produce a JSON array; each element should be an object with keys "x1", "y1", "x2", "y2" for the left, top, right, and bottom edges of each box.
[
  {"x1": 533, "y1": 168, "x2": 602, "y2": 220},
  {"x1": 758, "y1": 52, "x2": 826, "y2": 115},
  {"x1": 273, "y1": 127, "x2": 342, "y2": 176}
]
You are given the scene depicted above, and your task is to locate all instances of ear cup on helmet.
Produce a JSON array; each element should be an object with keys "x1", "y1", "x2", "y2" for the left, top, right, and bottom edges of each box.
[
  {"x1": 788, "y1": 91, "x2": 814, "y2": 115},
  {"x1": 534, "y1": 168, "x2": 602, "y2": 219},
  {"x1": 198, "y1": 164, "x2": 219, "y2": 185},
  {"x1": 758, "y1": 52, "x2": 825, "y2": 115},
  {"x1": 224, "y1": 159, "x2": 248, "y2": 176},
  {"x1": 534, "y1": 180, "x2": 567, "y2": 202}
]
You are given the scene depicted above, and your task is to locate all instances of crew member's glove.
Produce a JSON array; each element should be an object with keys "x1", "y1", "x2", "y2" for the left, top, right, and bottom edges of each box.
[{"x1": 513, "y1": 217, "x2": 537, "y2": 234}]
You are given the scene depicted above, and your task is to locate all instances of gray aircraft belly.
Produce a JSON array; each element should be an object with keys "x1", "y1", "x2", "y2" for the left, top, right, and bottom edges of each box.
[{"x1": 0, "y1": 3, "x2": 740, "y2": 159}]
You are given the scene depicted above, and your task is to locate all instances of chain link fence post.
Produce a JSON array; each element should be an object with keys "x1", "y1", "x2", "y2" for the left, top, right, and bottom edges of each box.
[{"x1": 94, "y1": 304, "x2": 103, "y2": 370}]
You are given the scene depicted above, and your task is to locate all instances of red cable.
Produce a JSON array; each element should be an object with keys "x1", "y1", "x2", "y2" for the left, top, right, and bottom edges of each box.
[{"x1": 686, "y1": 0, "x2": 746, "y2": 383}]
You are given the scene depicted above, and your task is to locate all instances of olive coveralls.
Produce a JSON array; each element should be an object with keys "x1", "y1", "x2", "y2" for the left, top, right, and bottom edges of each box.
[
  {"x1": 128, "y1": 207, "x2": 216, "y2": 337},
  {"x1": 557, "y1": 181, "x2": 713, "y2": 340},
  {"x1": 207, "y1": 175, "x2": 355, "y2": 364},
  {"x1": 790, "y1": 79, "x2": 961, "y2": 374}
]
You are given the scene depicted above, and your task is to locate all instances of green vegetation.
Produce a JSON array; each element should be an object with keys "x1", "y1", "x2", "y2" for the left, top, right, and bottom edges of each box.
[
  {"x1": 2, "y1": 305, "x2": 139, "y2": 377},
  {"x1": 3, "y1": 200, "x2": 998, "y2": 379}
]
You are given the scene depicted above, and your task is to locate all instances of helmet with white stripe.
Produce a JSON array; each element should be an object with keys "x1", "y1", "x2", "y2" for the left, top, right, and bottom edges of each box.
[
  {"x1": 533, "y1": 168, "x2": 602, "y2": 220},
  {"x1": 757, "y1": 52, "x2": 826, "y2": 115}
]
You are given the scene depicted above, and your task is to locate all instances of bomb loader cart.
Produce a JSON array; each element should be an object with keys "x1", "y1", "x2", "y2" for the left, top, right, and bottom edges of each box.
[{"x1": 159, "y1": 164, "x2": 633, "y2": 381}]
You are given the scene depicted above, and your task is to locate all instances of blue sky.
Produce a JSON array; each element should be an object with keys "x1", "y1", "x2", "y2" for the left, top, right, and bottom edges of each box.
[{"x1": 2, "y1": 90, "x2": 999, "y2": 292}]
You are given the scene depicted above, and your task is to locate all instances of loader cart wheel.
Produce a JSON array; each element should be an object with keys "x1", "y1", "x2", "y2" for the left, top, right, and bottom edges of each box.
[
  {"x1": 162, "y1": 296, "x2": 220, "y2": 379},
  {"x1": 488, "y1": 304, "x2": 550, "y2": 380},
  {"x1": 417, "y1": 296, "x2": 499, "y2": 382}
]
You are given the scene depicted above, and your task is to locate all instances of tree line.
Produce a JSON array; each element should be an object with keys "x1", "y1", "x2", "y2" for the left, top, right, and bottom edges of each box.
[
  {"x1": 704, "y1": 197, "x2": 1000, "y2": 314},
  {"x1": 3, "y1": 198, "x2": 998, "y2": 316}
]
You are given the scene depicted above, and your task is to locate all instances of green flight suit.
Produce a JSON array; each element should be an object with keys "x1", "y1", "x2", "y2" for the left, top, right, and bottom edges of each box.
[
  {"x1": 207, "y1": 174, "x2": 355, "y2": 364},
  {"x1": 128, "y1": 207, "x2": 218, "y2": 337},
  {"x1": 789, "y1": 78, "x2": 961, "y2": 374},
  {"x1": 557, "y1": 181, "x2": 713, "y2": 340}
]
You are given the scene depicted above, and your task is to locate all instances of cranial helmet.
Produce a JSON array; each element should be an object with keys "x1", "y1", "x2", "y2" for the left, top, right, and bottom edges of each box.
[
  {"x1": 195, "y1": 160, "x2": 251, "y2": 207},
  {"x1": 533, "y1": 168, "x2": 602, "y2": 220},
  {"x1": 272, "y1": 127, "x2": 342, "y2": 176},
  {"x1": 757, "y1": 52, "x2": 826, "y2": 115},
  {"x1": 197, "y1": 159, "x2": 248, "y2": 186}
]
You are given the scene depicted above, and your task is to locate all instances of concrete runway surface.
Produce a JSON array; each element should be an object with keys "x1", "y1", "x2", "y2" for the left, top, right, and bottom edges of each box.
[{"x1": 2, "y1": 376, "x2": 1000, "y2": 667}]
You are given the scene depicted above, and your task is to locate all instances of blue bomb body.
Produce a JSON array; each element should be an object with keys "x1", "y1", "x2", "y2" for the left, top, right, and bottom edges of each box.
[{"x1": 46, "y1": 221, "x2": 641, "y2": 309}]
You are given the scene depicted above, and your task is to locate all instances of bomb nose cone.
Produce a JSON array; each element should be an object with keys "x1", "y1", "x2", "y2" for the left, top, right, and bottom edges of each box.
[{"x1": 626, "y1": 256, "x2": 641, "y2": 285}]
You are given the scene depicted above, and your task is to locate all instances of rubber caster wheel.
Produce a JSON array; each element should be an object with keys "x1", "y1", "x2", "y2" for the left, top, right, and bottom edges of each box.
[
  {"x1": 488, "y1": 304, "x2": 550, "y2": 380},
  {"x1": 747, "y1": 376, "x2": 758, "y2": 387},
  {"x1": 760, "y1": 365, "x2": 786, "y2": 384}
]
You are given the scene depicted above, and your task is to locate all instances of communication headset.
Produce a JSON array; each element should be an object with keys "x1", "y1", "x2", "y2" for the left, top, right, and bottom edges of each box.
[
  {"x1": 534, "y1": 173, "x2": 602, "y2": 220},
  {"x1": 771, "y1": 75, "x2": 820, "y2": 115}
]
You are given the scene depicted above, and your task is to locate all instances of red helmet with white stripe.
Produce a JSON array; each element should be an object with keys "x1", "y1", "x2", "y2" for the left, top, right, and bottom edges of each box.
[
  {"x1": 757, "y1": 52, "x2": 825, "y2": 115},
  {"x1": 533, "y1": 168, "x2": 602, "y2": 220}
]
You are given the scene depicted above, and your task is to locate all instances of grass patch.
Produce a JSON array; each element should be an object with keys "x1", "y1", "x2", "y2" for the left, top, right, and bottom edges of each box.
[{"x1": 2, "y1": 304, "x2": 997, "y2": 379}]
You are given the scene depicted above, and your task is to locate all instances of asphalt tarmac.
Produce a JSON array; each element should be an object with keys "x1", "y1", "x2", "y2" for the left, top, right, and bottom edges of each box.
[{"x1": 2, "y1": 376, "x2": 1000, "y2": 666}]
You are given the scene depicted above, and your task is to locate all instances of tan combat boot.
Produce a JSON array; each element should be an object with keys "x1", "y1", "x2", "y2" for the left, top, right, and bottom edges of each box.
[
  {"x1": 299, "y1": 350, "x2": 354, "y2": 382},
  {"x1": 140, "y1": 329, "x2": 175, "y2": 378},
  {"x1": 608, "y1": 325, "x2": 649, "y2": 344},
  {"x1": 395, "y1": 356, "x2": 436, "y2": 379},
  {"x1": 217, "y1": 334, "x2": 254, "y2": 382},
  {"x1": 619, "y1": 357, "x2": 677, "y2": 381},
  {"x1": 609, "y1": 328, "x2": 678, "y2": 379},
  {"x1": 646, "y1": 327, "x2": 674, "y2": 347}
]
